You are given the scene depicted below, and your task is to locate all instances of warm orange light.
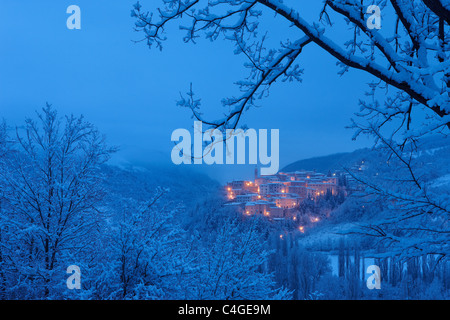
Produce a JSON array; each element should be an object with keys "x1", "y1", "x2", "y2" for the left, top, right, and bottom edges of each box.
[{"x1": 299, "y1": 226, "x2": 305, "y2": 233}]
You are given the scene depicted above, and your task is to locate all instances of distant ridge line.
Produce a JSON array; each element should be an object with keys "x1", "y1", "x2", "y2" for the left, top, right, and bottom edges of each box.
[{"x1": 281, "y1": 149, "x2": 369, "y2": 173}]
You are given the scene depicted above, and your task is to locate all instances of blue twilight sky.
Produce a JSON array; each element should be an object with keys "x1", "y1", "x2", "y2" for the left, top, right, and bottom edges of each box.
[{"x1": 0, "y1": 0, "x2": 375, "y2": 182}]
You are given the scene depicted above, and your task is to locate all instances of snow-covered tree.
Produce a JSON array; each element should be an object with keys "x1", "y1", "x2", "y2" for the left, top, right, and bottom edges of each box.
[
  {"x1": 0, "y1": 121, "x2": 9, "y2": 299},
  {"x1": 0, "y1": 104, "x2": 115, "y2": 298},
  {"x1": 0, "y1": 121, "x2": 7, "y2": 157},
  {"x1": 88, "y1": 188, "x2": 196, "y2": 300},
  {"x1": 132, "y1": 0, "x2": 449, "y2": 131},
  {"x1": 188, "y1": 217, "x2": 291, "y2": 299}
]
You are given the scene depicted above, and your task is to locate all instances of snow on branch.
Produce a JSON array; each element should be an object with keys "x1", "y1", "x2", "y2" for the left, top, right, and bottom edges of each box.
[{"x1": 133, "y1": 0, "x2": 449, "y2": 133}]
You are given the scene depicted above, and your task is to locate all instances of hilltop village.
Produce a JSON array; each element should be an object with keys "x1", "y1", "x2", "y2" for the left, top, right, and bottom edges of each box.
[{"x1": 225, "y1": 168, "x2": 362, "y2": 226}]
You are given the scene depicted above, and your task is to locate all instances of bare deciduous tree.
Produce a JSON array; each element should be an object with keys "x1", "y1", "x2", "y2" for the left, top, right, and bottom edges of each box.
[{"x1": 0, "y1": 104, "x2": 115, "y2": 298}]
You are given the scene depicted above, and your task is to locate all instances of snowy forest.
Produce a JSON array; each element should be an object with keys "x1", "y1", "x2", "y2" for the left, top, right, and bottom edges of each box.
[
  {"x1": 0, "y1": 104, "x2": 448, "y2": 300},
  {"x1": 0, "y1": 0, "x2": 449, "y2": 300}
]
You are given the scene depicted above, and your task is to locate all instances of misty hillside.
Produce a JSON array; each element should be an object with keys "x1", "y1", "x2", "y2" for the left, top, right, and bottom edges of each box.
[
  {"x1": 282, "y1": 135, "x2": 450, "y2": 183},
  {"x1": 101, "y1": 163, "x2": 220, "y2": 208},
  {"x1": 282, "y1": 150, "x2": 369, "y2": 173},
  {"x1": 283, "y1": 135, "x2": 450, "y2": 260}
]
